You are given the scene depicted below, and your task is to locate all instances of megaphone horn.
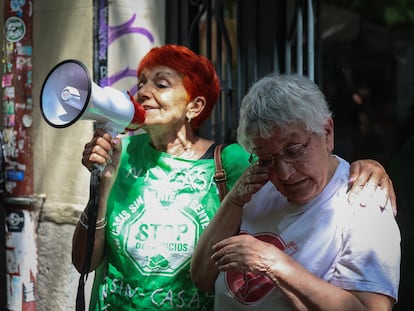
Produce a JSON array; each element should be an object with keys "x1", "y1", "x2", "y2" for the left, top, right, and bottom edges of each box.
[{"x1": 40, "y1": 59, "x2": 145, "y2": 136}]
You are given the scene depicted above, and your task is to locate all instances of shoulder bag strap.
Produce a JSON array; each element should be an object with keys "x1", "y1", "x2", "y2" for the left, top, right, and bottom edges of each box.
[{"x1": 214, "y1": 144, "x2": 227, "y2": 201}]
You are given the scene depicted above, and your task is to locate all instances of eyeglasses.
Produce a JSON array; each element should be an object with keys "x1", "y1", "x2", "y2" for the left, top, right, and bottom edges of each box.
[{"x1": 249, "y1": 134, "x2": 313, "y2": 166}]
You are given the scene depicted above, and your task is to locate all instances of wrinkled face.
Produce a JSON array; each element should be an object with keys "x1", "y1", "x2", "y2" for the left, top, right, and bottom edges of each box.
[
  {"x1": 137, "y1": 65, "x2": 190, "y2": 129},
  {"x1": 250, "y1": 122, "x2": 335, "y2": 204}
]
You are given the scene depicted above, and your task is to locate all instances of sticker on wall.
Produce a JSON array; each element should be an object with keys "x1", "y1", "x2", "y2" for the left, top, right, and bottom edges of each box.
[
  {"x1": 4, "y1": 86, "x2": 15, "y2": 98},
  {"x1": 22, "y1": 114, "x2": 32, "y2": 127},
  {"x1": 5, "y1": 16, "x2": 26, "y2": 43},
  {"x1": 7, "y1": 170, "x2": 25, "y2": 182},
  {"x1": 2, "y1": 73, "x2": 14, "y2": 87},
  {"x1": 6, "y1": 210, "x2": 25, "y2": 232},
  {"x1": 17, "y1": 45, "x2": 32, "y2": 56}
]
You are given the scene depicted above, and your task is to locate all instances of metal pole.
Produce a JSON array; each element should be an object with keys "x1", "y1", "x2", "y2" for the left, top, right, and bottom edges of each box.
[
  {"x1": 2, "y1": 1, "x2": 37, "y2": 310},
  {"x1": 296, "y1": 2, "x2": 303, "y2": 75},
  {"x1": 307, "y1": 0, "x2": 315, "y2": 80}
]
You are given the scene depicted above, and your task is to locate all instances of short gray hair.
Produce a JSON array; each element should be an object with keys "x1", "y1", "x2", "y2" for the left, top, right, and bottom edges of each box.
[{"x1": 237, "y1": 74, "x2": 332, "y2": 152}]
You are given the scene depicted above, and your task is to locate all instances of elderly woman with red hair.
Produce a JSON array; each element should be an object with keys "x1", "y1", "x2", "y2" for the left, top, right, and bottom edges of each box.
[{"x1": 72, "y1": 45, "x2": 395, "y2": 310}]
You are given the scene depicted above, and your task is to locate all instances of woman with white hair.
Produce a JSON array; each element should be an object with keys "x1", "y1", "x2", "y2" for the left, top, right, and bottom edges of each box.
[{"x1": 191, "y1": 74, "x2": 400, "y2": 310}]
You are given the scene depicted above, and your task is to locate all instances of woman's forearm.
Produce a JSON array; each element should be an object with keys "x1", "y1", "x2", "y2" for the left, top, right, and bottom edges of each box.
[
  {"x1": 190, "y1": 194, "x2": 244, "y2": 292},
  {"x1": 72, "y1": 220, "x2": 106, "y2": 272},
  {"x1": 71, "y1": 178, "x2": 112, "y2": 272}
]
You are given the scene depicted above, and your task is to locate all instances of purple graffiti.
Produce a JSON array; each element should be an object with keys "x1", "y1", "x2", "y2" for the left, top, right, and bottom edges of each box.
[
  {"x1": 108, "y1": 14, "x2": 154, "y2": 45},
  {"x1": 100, "y1": 67, "x2": 137, "y2": 89},
  {"x1": 102, "y1": 67, "x2": 138, "y2": 95},
  {"x1": 100, "y1": 11, "x2": 155, "y2": 93}
]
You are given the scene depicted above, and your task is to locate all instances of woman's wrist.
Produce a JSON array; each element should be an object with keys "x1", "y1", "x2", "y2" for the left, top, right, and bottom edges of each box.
[{"x1": 78, "y1": 210, "x2": 107, "y2": 230}]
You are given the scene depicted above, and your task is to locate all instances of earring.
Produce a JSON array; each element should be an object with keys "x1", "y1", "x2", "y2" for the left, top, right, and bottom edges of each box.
[{"x1": 187, "y1": 117, "x2": 192, "y2": 123}]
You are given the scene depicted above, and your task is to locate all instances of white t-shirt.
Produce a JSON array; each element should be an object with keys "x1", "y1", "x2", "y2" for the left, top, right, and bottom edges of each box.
[{"x1": 214, "y1": 157, "x2": 400, "y2": 310}]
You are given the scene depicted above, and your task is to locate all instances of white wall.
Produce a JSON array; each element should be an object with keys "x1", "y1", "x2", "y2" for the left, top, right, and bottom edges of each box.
[{"x1": 32, "y1": 1, "x2": 165, "y2": 309}]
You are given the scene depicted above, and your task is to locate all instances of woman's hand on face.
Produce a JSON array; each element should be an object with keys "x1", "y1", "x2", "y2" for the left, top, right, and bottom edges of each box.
[
  {"x1": 228, "y1": 163, "x2": 271, "y2": 207},
  {"x1": 348, "y1": 159, "x2": 396, "y2": 215},
  {"x1": 81, "y1": 128, "x2": 122, "y2": 179}
]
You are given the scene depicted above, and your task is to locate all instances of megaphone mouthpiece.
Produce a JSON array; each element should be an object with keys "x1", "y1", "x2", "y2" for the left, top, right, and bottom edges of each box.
[{"x1": 126, "y1": 91, "x2": 146, "y2": 131}]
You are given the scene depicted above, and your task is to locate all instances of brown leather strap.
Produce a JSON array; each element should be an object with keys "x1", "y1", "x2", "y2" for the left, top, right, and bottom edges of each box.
[{"x1": 214, "y1": 144, "x2": 227, "y2": 201}]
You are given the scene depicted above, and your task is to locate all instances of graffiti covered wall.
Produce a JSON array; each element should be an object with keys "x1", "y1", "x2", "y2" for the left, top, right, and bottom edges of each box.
[
  {"x1": 97, "y1": 0, "x2": 164, "y2": 96},
  {"x1": 2, "y1": 1, "x2": 37, "y2": 310}
]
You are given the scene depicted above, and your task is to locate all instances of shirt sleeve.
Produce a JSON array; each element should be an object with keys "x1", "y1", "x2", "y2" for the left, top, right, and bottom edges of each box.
[{"x1": 331, "y1": 199, "x2": 401, "y2": 301}]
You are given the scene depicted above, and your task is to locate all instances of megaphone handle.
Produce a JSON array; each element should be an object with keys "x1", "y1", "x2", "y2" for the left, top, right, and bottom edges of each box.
[
  {"x1": 95, "y1": 121, "x2": 119, "y2": 138},
  {"x1": 106, "y1": 128, "x2": 118, "y2": 138},
  {"x1": 93, "y1": 163, "x2": 105, "y2": 175},
  {"x1": 92, "y1": 122, "x2": 118, "y2": 173}
]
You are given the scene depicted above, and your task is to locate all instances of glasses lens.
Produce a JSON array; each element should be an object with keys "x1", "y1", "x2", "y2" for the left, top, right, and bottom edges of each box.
[
  {"x1": 251, "y1": 135, "x2": 311, "y2": 165},
  {"x1": 283, "y1": 144, "x2": 307, "y2": 161}
]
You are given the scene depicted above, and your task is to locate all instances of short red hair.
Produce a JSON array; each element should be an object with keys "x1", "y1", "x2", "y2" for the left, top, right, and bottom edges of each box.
[{"x1": 137, "y1": 45, "x2": 221, "y2": 129}]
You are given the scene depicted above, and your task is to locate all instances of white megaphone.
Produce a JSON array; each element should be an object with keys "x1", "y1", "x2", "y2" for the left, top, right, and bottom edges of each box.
[{"x1": 40, "y1": 59, "x2": 145, "y2": 137}]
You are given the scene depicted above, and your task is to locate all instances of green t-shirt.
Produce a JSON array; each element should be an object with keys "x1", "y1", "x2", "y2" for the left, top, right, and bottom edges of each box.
[{"x1": 89, "y1": 134, "x2": 250, "y2": 310}]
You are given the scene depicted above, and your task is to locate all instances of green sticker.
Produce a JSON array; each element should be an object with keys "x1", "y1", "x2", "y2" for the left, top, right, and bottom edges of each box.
[{"x1": 5, "y1": 17, "x2": 26, "y2": 42}]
